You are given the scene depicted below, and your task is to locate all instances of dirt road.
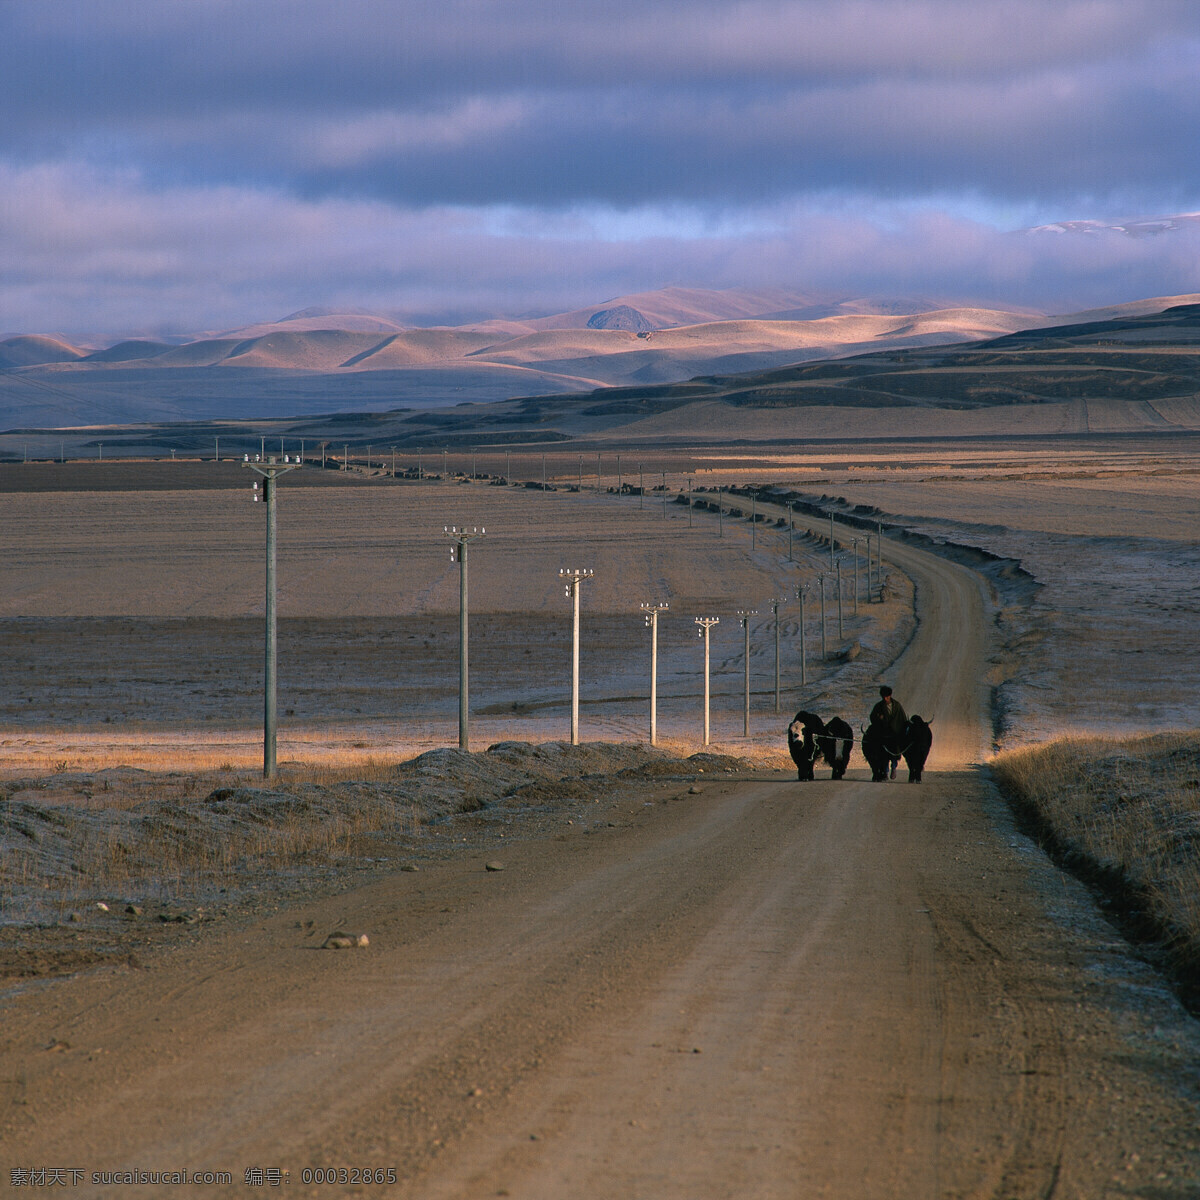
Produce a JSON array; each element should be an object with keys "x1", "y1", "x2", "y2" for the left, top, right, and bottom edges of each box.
[{"x1": 3, "y1": 533, "x2": 1197, "y2": 1197}]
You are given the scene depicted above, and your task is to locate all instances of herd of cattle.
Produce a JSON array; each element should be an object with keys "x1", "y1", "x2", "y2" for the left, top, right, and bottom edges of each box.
[{"x1": 787, "y1": 710, "x2": 934, "y2": 783}]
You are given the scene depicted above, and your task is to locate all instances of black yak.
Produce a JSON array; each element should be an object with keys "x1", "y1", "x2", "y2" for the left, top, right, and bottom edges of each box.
[
  {"x1": 903, "y1": 716, "x2": 933, "y2": 782},
  {"x1": 787, "y1": 711, "x2": 825, "y2": 781},
  {"x1": 820, "y1": 716, "x2": 854, "y2": 780},
  {"x1": 861, "y1": 716, "x2": 892, "y2": 782}
]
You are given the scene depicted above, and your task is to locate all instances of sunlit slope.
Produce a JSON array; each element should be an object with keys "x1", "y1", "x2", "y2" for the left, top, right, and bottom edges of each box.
[
  {"x1": 0, "y1": 335, "x2": 86, "y2": 368},
  {"x1": 465, "y1": 310, "x2": 1041, "y2": 384},
  {"x1": 566, "y1": 301, "x2": 1200, "y2": 412},
  {"x1": 0, "y1": 306, "x2": 1045, "y2": 426}
]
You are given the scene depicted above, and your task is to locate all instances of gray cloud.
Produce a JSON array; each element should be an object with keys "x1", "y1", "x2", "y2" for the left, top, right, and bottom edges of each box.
[
  {"x1": 4, "y1": 1, "x2": 1200, "y2": 205},
  {"x1": 4, "y1": 163, "x2": 1199, "y2": 336},
  {"x1": 2, "y1": 1, "x2": 1199, "y2": 333}
]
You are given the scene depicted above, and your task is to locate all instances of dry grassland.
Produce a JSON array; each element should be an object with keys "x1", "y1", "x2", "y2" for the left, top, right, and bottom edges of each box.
[
  {"x1": 992, "y1": 732, "x2": 1200, "y2": 1008},
  {"x1": 0, "y1": 467, "x2": 912, "y2": 935},
  {"x1": 0, "y1": 741, "x2": 747, "y2": 961},
  {"x1": 0, "y1": 472, "x2": 908, "y2": 772},
  {"x1": 807, "y1": 461, "x2": 1200, "y2": 541},
  {"x1": 801, "y1": 453, "x2": 1200, "y2": 742}
]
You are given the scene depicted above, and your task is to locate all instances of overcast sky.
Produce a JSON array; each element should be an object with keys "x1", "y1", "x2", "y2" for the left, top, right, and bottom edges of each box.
[{"x1": 3, "y1": 0, "x2": 1200, "y2": 335}]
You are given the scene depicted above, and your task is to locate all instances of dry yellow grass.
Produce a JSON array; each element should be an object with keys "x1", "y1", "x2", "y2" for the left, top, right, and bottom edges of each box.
[
  {"x1": 0, "y1": 767, "x2": 420, "y2": 915},
  {"x1": 0, "y1": 741, "x2": 761, "y2": 924},
  {"x1": 991, "y1": 732, "x2": 1200, "y2": 1007}
]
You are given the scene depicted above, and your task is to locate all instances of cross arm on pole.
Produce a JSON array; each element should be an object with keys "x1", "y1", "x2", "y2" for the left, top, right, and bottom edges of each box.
[
  {"x1": 244, "y1": 459, "x2": 300, "y2": 482},
  {"x1": 445, "y1": 524, "x2": 486, "y2": 559}
]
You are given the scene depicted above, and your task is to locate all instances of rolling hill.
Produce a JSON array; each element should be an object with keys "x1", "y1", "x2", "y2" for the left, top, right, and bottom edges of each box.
[
  {"x1": 1, "y1": 295, "x2": 1044, "y2": 429},
  {"x1": 5, "y1": 288, "x2": 1200, "y2": 437}
]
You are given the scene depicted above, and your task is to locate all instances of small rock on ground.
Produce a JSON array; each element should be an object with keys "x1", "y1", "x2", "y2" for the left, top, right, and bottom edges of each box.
[{"x1": 321, "y1": 931, "x2": 369, "y2": 949}]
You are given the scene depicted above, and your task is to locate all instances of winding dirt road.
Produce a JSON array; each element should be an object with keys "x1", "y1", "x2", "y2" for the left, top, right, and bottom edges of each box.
[{"x1": 3, "y1": 530, "x2": 1198, "y2": 1197}]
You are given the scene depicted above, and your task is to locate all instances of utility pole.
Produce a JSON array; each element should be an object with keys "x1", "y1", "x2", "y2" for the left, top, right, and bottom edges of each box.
[
  {"x1": 787, "y1": 501, "x2": 794, "y2": 561},
  {"x1": 851, "y1": 538, "x2": 861, "y2": 616},
  {"x1": 442, "y1": 447, "x2": 448, "y2": 480},
  {"x1": 578, "y1": 455, "x2": 583, "y2": 492},
  {"x1": 390, "y1": 446, "x2": 396, "y2": 477},
  {"x1": 343, "y1": 444, "x2": 349, "y2": 471},
  {"x1": 617, "y1": 454, "x2": 622, "y2": 496},
  {"x1": 795, "y1": 582, "x2": 808, "y2": 686},
  {"x1": 245, "y1": 456, "x2": 299, "y2": 778},
  {"x1": 687, "y1": 476, "x2": 693, "y2": 527},
  {"x1": 505, "y1": 450, "x2": 510, "y2": 481},
  {"x1": 877, "y1": 519, "x2": 884, "y2": 600},
  {"x1": 817, "y1": 572, "x2": 828, "y2": 659},
  {"x1": 835, "y1": 559, "x2": 844, "y2": 643},
  {"x1": 446, "y1": 526, "x2": 486, "y2": 751},
  {"x1": 596, "y1": 452, "x2": 601, "y2": 494},
  {"x1": 214, "y1": 436, "x2": 219, "y2": 462},
  {"x1": 751, "y1": 492, "x2": 757, "y2": 550},
  {"x1": 560, "y1": 569, "x2": 594, "y2": 745},
  {"x1": 641, "y1": 602, "x2": 669, "y2": 746},
  {"x1": 737, "y1": 610, "x2": 758, "y2": 737},
  {"x1": 661, "y1": 471, "x2": 667, "y2": 519},
  {"x1": 829, "y1": 510, "x2": 836, "y2": 569},
  {"x1": 864, "y1": 533, "x2": 873, "y2": 602},
  {"x1": 768, "y1": 597, "x2": 785, "y2": 713},
  {"x1": 718, "y1": 486, "x2": 724, "y2": 537},
  {"x1": 638, "y1": 463, "x2": 644, "y2": 510},
  {"x1": 98, "y1": 443, "x2": 103, "y2": 461},
  {"x1": 695, "y1": 617, "x2": 720, "y2": 746},
  {"x1": 542, "y1": 453, "x2": 546, "y2": 492}
]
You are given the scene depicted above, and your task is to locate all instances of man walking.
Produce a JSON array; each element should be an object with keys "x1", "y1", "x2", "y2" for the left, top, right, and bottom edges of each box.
[{"x1": 869, "y1": 685, "x2": 908, "y2": 780}]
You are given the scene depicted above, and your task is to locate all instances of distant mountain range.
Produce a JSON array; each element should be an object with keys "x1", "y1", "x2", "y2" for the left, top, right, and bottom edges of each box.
[
  {"x1": 2, "y1": 284, "x2": 1200, "y2": 431},
  {"x1": 22, "y1": 299, "x2": 1194, "y2": 460},
  {"x1": 333, "y1": 298, "x2": 1200, "y2": 451}
]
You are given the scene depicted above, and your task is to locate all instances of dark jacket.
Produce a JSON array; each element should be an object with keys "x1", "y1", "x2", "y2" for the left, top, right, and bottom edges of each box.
[{"x1": 869, "y1": 697, "x2": 908, "y2": 744}]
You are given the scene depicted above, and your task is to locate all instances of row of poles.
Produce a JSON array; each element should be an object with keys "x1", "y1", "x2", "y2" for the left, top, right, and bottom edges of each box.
[{"x1": 245, "y1": 456, "x2": 886, "y2": 778}]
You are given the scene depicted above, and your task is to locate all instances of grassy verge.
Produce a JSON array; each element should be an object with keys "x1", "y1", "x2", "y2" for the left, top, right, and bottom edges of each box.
[
  {"x1": 990, "y1": 731, "x2": 1200, "y2": 1011},
  {"x1": 0, "y1": 742, "x2": 750, "y2": 929}
]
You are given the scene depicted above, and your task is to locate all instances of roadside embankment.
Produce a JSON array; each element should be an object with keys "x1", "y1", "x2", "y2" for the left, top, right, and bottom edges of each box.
[
  {"x1": 0, "y1": 742, "x2": 750, "y2": 982},
  {"x1": 991, "y1": 731, "x2": 1200, "y2": 1011}
]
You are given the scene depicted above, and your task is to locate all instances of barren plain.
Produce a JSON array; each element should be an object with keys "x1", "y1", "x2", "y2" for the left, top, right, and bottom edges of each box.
[
  {"x1": 0, "y1": 462, "x2": 898, "y2": 772},
  {"x1": 1, "y1": 443, "x2": 1198, "y2": 1197}
]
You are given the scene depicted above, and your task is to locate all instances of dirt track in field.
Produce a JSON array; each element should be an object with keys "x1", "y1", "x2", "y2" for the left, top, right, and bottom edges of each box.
[{"x1": 2, "y1": 510, "x2": 1198, "y2": 1197}]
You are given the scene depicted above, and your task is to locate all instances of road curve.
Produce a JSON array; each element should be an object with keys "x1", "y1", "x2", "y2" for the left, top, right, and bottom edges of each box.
[{"x1": 873, "y1": 520, "x2": 993, "y2": 768}]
